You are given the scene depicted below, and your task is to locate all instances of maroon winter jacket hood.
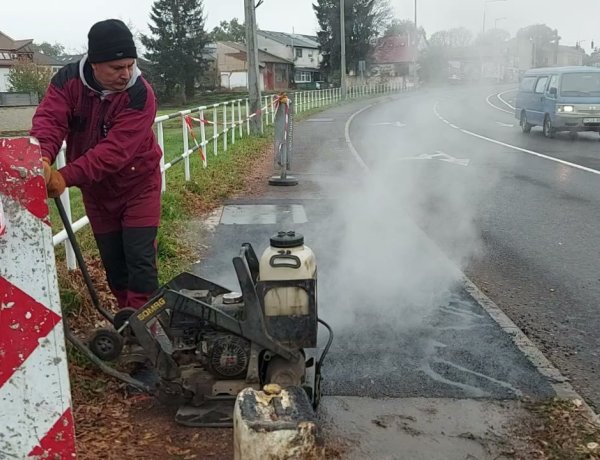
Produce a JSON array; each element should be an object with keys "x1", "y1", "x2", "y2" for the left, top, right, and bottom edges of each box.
[{"x1": 30, "y1": 56, "x2": 162, "y2": 198}]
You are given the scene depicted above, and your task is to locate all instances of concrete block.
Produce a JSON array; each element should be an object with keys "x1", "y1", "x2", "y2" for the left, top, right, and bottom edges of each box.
[{"x1": 233, "y1": 384, "x2": 323, "y2": 460}]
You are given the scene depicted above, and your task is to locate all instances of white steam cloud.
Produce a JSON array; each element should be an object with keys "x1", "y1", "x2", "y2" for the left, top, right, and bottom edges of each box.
[{"x1": 316, "y1": 122, "x2": 496, "y2": 331}]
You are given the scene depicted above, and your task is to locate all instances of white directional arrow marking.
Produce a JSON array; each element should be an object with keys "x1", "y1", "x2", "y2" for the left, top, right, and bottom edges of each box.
[
  {"x1": 401, "y1": 151, "x2": 470, "y2": 167},
  {"x1": 371, "y1": 121, "x2": 406, "y2": 127},
  {"x1": 496, "y1": 121, "x2": 515, "y2": 127}
]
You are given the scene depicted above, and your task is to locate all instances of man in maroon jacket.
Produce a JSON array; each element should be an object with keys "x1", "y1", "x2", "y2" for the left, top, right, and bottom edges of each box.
[{"x1": 31, "y1": 19, "x2": 163, "y2": 310}]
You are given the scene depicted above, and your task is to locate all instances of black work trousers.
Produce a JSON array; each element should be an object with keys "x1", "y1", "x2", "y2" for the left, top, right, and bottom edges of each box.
[{"x1": 94, "y1": 227, "x2": 158, "y2": 309}]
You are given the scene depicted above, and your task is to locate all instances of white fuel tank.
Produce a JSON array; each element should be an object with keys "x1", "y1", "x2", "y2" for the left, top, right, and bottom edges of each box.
[{"x1": 259, "y1": 231, "x2": 316, "y2": 317}]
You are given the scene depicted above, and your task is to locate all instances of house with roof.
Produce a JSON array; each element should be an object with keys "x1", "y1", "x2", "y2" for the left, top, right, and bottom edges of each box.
[
  {"x1": 216, "y1": 41, "x2": 293, "y2": 91},
  {"x1": 370, "y1": 34, "x2": 417, "y2": 80},
  {"x1": 0, "y1": 29, "x2": 71, "y2": 97},
  {"x1": 556, "y1": 45, "x2": 585, "y2": 67},
  {"x1": 504, "y1": 38, "x2": 585, "y2": 80},
  {"x1": 257, "y1": 30, "x2": 321, "y2": 86},
  {"x1": 0, "y1": 31, "x2": 35, "y2": 92}
]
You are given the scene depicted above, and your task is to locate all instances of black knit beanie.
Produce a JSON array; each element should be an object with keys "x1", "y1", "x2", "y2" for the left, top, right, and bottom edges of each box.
[{"x1": 87, "y1": 19, "x2": 137, "y2": 63}]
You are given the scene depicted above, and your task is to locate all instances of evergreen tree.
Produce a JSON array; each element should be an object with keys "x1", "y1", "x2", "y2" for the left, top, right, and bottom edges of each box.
[
  {"x1": 313, "y1": 0, "x2": 391, "y2": 81},
  {"x1": 210, "y1": 18, "x2": 246, "y2": 43},
  {"x1": 313, "y1": 0, "x2": 339, "y2": 79},
  {"x1": 383, "y1": 19, "x2": 425, "y2": 42},
  {"x1": 142, "y1": 0, "x2": 209, "y2": 104}
]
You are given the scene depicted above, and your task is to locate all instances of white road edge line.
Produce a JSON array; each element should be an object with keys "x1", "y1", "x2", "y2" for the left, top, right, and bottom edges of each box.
[
  {"x1": 346, "y1": 99, "x2": 597, "y2": 419},
  {"x1": 497, "y1": 89, "x2": 517, "y2": 110},
  {"x1": 344, "y1": 104, "x2": 372, "y2": 172},
  {"x1": 433, "y1": 102, "x2": 600, "y2": 176},
  {"x1": 486, "y1": 92, "x2": 514, "y2": 115}
]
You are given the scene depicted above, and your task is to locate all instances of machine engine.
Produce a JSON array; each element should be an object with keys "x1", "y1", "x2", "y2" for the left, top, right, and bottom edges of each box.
[{"x1": 203, "y1": 333, "x2": 251, "y2": 379}]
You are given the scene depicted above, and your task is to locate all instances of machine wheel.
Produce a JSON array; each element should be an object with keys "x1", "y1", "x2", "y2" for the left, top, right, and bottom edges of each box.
[
  {"x1": 520, "y1": 112, "x2": 532, "y2": 133},
  {"x1": 89, "y1": 328, "x2": 124, "y2": 361},
  {"x1": 543, "y1": 116, "x2": 555, "y2": 138},
  {"x1": 113, "y1": 307, "x2": 137, "y2": 331}
]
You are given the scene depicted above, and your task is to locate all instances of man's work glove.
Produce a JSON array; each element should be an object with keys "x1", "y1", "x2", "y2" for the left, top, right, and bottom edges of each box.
[
  {"x1": 47, "y1": 169, "x2": 66, "y2": 198},
  {"x1": 41, "y1": 158, "x2": 52, "y2": 184}
]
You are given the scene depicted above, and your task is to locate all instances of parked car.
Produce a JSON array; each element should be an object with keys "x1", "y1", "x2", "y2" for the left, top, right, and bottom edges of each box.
[{"x1": 515, "y1": 66, "x2": 600, "y2": 138}]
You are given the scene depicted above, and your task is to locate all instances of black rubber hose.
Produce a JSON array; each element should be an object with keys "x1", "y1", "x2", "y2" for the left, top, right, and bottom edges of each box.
[
  {"x1": 54, "y1": 198, "x2": 114, "y2": 324},
  {"x1": 316, "y1": 318, "x2": 333, "y2": 374}
]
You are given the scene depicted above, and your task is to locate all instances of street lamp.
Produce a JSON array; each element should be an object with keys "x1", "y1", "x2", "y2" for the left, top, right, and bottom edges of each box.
[{"x1": 483, "y1": 0, "x2": 507, "y2": 34}]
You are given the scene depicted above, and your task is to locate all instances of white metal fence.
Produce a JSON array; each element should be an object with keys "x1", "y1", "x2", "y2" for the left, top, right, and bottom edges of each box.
[{"x1": 53, "y1": 81, "x2": 412, "y2": 269}]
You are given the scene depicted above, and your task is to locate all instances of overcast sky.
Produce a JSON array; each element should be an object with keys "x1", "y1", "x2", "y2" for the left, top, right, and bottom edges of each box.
[{"x1": 2, "y1": 0, "x2": 598, "y2": 53}]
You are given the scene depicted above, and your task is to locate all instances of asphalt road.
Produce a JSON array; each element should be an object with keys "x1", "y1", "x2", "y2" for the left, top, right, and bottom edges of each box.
[
  {"x1": 192, "y1": 92, "x2": 557, "y2": 404},
  {"x1": 349, "y1": 84, "x2": 600, "y2": 411}
]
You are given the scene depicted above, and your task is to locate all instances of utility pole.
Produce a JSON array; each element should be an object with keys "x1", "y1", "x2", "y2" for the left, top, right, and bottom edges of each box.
[
  {"x1": 482, "y1": 7, "x2": 487, "y2": 34},
  {"x1": 414, "y1": 0, "x2": 417, "y2": 32},
  {"x1": 413, "y1": 0, "x2": 418, "y2": 85},
  {"x1": 245, "y1": 0, "x2": 262, "y2": 134},
  {"x1": 340, "y1": 0, "x2": 347, "y2": 99}
]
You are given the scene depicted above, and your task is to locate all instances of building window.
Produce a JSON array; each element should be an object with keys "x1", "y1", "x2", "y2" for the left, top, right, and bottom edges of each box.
[
  {"x1": 295, "y1": 48, "x2": 303, "y2": 58},
  {"x1": 294, "y1": 71, "x2": 311, "y2": 83}
]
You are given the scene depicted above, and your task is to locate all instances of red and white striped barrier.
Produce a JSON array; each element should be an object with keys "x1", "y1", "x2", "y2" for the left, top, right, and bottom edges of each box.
[
  {"x1": 0, "y1": 137, "x2": 77, "y2": 458},
  {"x1": 183, "y1": 96, "x2": 284, "y2": 170},
  {"x1": 184, "y1": 115, "x2": 207, "y2": 167},
  {"x1": 185, "y1": 95, "x2": 281, "y2": 127}
]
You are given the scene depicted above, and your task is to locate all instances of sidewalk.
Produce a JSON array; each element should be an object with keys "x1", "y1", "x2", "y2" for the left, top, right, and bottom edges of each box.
[{"x1": 192, "y1": 94, "x2": 565, "y2": 459}]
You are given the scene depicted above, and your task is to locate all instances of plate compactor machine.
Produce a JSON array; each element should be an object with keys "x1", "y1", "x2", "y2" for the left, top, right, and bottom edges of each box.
[{"x1": 59, "y1": 204, "x2": 333, "y2": 427}]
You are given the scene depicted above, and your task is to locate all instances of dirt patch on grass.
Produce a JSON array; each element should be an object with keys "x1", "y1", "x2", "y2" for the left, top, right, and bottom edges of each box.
[
  {"x1": 231, "y1": 139, "x2": 274, "y2": 199},
  {"x1": 510, "y1": 398, "x2": 600, "y2": 460}
]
